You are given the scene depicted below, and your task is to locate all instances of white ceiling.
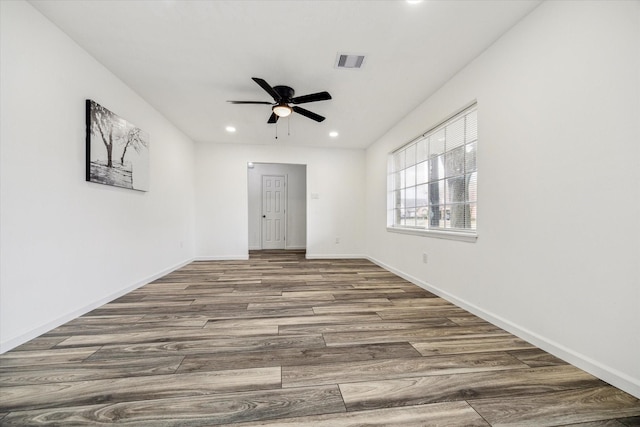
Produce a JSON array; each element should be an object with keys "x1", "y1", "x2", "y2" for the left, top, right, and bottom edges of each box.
[{"x1": 29, "y1": 0, "x2": 541, "y2": 149}]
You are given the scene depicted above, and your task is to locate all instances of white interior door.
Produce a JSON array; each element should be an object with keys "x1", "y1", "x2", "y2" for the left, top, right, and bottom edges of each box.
[{"x1": 262, "y1": 175, "x2": 286, "y2": 249}]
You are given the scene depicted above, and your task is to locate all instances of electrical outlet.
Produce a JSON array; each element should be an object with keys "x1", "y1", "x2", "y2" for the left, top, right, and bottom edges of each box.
[{"x1": 422, "y1": 253, "x2": 428, "y2": 263}]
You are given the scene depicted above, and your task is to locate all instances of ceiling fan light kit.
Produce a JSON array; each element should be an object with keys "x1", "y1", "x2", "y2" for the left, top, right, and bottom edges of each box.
[
  {"x1": 228, "y1": 77, "x2": 331, "y2": 124},
  {"x1": 272, "y1": 104, "x2": 292, "y2": 118}
]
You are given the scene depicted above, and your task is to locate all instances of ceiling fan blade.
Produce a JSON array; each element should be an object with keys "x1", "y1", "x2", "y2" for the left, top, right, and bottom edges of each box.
[
  {"x1": 293, "y1": 106, "x2": 325, "y2": 122},
  {"x1": 291, "y1": 91, "x2": 332, "y2": 104},
  {"x1": 227, "y1": 100, "x2": 273, "y2": 105},
  {"x1": 252, "y1": 77, "x2": 281, "y2": 102},
  {"x1": 268, "y1": 112, "x2": 279, "y2": 124}
]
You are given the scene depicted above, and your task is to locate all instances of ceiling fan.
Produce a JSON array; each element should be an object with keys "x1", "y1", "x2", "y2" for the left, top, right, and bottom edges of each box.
[{"x1": 228, "y1": 77, "x2": 331, "y2": 123}]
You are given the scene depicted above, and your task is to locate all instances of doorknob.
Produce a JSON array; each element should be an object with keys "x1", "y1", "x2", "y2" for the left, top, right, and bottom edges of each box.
[{"x1": 262, "y1": 215, "x2": 266, "y2": 218}]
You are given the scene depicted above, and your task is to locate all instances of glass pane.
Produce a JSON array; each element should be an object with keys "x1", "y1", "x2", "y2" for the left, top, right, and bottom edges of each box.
[
  {"x1": 400, "y1": 189, "x2": 406, "y2": 208},
  {"x1": 405, "y1": 165, "x2": 416, "y2": 188},
  {"x1": 428, "y1": 179, "x2": 445, "y2": 207},
  {"x1": 394, "y1": 208, "x2": 402, "y2": 226},
  {"x1": 446, "y1": 176, "x2": 466, "y2": 203},
  {"x1": 438, "y1": 179, "x2": 446, "y2": 205},
  {"x1": 465, "y1": 142, "x2": 477, "y2": 172},
  {"x1": 430, "y1": 129, "x2": 445, "y2": 156},
  {"x1": 405, "y1": 186, "x2": 416, "y2": 208},
  {"x1": 400, "y1": 209, "x2": 416, "y2": 227},
  {"x1": 416, "y1": 160, "x2": 429, "y2": 184},
  {"x1": 417, "y1": 138, "x2": 428, "y2": 163},
  {"x1": 466, "y1": 109, "x2": 478, "y2": 143},
  {"x1": 430, "y1": 154, "x2": 445, "y2": 180},
  {"x1": 416, "y1": 184, "x2": 428, "y2": 207},
  {"x1": 404, "y1": 209, "x2": 415, "y2": 226},
  {"x1": 393, "y1": 151, "x2": 404, "y2": 172},
  {"x1": 400, "y1": 170, "x2": 405, "y2": 189},
  {"x1": 430, "y1": 205, "x2": 444, "y2": 228},
  {"x1": 446, "y1": 116, "x2": 465, "y2": 150},
  {"x1": 466, "y1": 173, "x2": 477, "y2": 202},
  {"x1": 391, "y1": 172, "x2": 400, "y2": 190},
  {"x1": 405, "y1": 143, "x2": 416, "y2": 166},
  {"x1": 443, "y1": 207, "x2": 452, "y2": 229},
  {"x1": 445, "y1": 146, "x2": 465, "y2": 177},
  {"x1": 416, "y1": 206, "x2": 428, "y2": 227},
  {"x1": 468, "y1": 202, "x2": 477, "y2": 230},
  {"x1": 394, "y1": 191, "x2": 401, "y2": 209},
  {"x1": 448, "y1": 203, "x2": 468, "y2": 229}
]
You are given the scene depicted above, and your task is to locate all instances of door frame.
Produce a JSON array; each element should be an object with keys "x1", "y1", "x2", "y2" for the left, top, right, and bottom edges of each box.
[{"x1": 247, "y1": 162, "x2": 306, "y2": 252}]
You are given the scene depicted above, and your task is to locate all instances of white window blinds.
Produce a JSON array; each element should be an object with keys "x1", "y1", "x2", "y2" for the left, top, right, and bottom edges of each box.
[{"x1": 388, "y1": 104, "x2": 477, "y2": 234}]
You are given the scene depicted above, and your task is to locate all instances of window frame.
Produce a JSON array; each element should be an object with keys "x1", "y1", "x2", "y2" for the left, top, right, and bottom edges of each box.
[{"x1": 386, "y1": 102, "x2": 478, "y2": 242}]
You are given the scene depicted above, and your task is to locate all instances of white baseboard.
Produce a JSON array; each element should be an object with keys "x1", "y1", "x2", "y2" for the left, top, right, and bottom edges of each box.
[
  {"x1": 0, "y1": 257, "x2": 194, "y2": 354},
  {"x1": 248, "y1": 246, "x2": 307, "y2": 251},
  {"x1": 367, "y1": 255, "x2": 640, "y2": 399},
  {"x1": 306, "y1": 253, "x2": 366, "y2": 259},
  {"x1": 194, "y1": 255, "x2": 249, "y2": 261}
]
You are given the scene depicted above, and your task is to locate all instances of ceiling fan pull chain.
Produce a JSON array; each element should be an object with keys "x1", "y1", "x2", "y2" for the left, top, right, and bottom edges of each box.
[
  {"x1": 288, "y1": 117, "x2": 291, "y2": 136},
  {"x1": 275, "y1": 122, "x2": 278, "y2": 140}
]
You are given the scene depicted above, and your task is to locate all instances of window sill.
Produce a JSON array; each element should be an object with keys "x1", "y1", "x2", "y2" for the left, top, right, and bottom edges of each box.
[{"x1": 386, "y1": 226, "x2": 478, "y2": 242}]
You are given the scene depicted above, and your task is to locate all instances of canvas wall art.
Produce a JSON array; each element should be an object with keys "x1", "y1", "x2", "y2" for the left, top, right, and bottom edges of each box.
[{"x1": 86, "y1": 99, "x2": 149, "y2": 191}]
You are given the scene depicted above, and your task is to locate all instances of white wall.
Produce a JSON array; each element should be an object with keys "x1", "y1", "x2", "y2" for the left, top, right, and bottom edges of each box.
[
  {"x1": 195, "y1": 143, "x2": 365, "y2": 259},
  {"x1": 248, "y1": 163, "x2": 307, "y2": 250},
  {"x1": 0, "y1": 1, "x2": 197, "y2": 351},
  {"x1": 365, "y1": 0, "x2": 640, "y2": 397}
]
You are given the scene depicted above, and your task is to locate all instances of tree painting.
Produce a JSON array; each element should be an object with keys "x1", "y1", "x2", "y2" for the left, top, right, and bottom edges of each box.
[
  {"x1": 89, "y1": 101, "x2": 122, "y2": 168},
  {"x1": 86, "y1": 100, "x2": 149, "y2": 191},
  {"x1": 120, "y1": 127, "x2": 148, "y2": 166}
]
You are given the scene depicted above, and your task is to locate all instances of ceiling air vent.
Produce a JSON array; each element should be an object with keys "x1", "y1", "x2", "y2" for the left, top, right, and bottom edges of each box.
[{"x1": 335, "y1": 53, "x2": 366, "y2": 69}]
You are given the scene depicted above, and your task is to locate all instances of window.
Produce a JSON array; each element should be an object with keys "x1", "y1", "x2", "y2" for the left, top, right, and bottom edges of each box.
[{"x1": 387, "y1": 103, "x2": 477, "y2": 240}]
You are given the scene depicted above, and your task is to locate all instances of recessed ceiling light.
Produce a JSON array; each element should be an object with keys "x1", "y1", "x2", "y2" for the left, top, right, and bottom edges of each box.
[
  {"x1": 226, "y1": 126, "x2": 236, "y2": 133},
  {"x1": 329, "y1": 131, "x2": 339, "y2": 138}
]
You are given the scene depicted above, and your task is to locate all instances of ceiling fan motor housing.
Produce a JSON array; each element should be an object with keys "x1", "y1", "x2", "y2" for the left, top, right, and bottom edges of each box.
[{"x1": 273, "y1": 85, "x2": 295, "y2": 101}]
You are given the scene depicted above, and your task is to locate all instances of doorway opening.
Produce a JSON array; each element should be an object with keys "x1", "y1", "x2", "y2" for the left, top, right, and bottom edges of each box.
[{"x1": 247, "y1": 162, "x2": 307, "y2": 252}]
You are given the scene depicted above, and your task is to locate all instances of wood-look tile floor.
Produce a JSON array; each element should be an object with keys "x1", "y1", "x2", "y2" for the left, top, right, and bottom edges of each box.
[{"x1": 1, "y1": 250, "x2": 639, "y2": 426}]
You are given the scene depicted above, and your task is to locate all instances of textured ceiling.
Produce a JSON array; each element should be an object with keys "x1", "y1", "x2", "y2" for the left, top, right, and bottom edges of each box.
[{"x1": 30, "y1": 0, "x2": 541, "y2": 149}]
